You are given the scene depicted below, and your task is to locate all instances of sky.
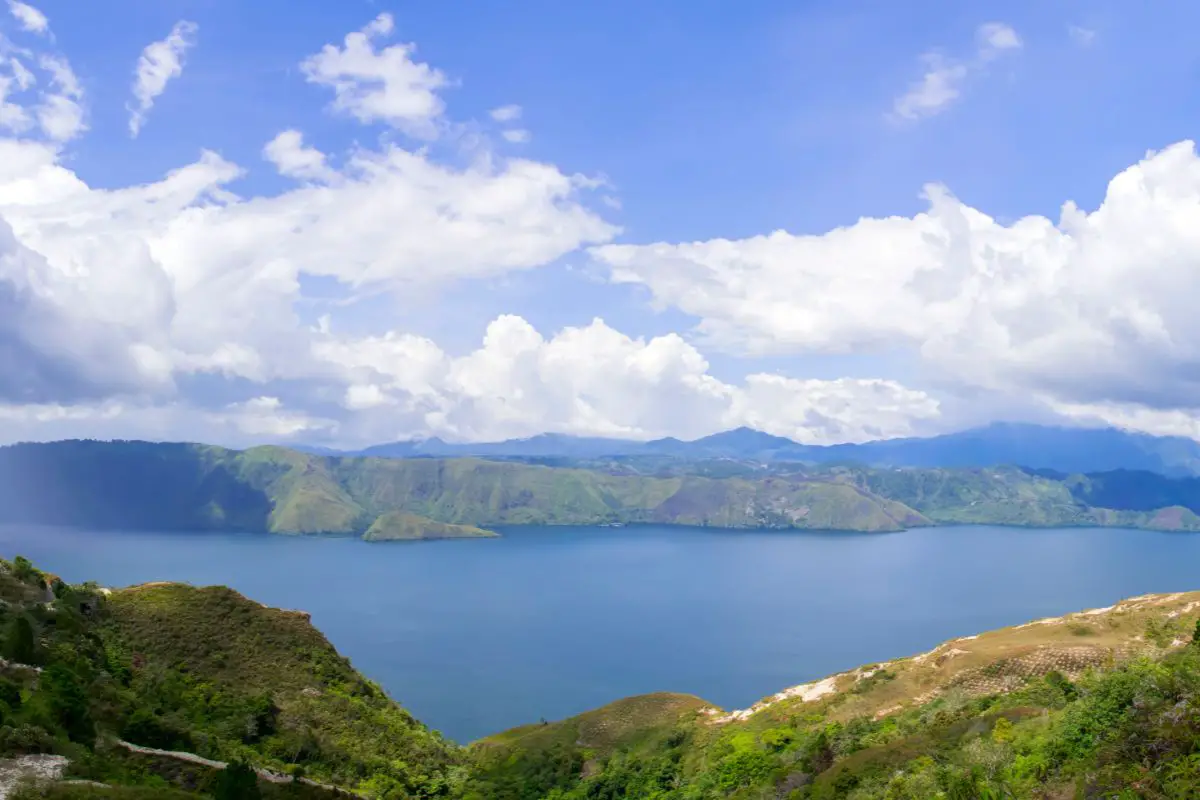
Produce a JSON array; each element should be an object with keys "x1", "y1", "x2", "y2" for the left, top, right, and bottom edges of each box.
[{"x1": 2, "y1": 0, "x2": 1200, "y2": 448}]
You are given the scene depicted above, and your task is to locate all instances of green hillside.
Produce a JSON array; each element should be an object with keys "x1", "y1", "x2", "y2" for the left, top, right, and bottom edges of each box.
[
  {"x1": 467, "y1": 591, "x2": 1200, "y2": 799},
  {"x1": 0, "y1": 556, "x2": 461, "y2": 799},
  {"x1": 362, "y1": 512, "x2": 495, "y2": 541},
  {"x1": 6, "y1": 555, "x2": 1200, "y2": 797},
  {"x1": 1, "y1": 440, "x2": 1200, "y2": 538}
]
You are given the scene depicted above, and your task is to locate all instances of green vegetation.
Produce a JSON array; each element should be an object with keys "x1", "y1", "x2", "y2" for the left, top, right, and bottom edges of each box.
[
  {"x1": 6, "y1": 553, "x2": 1200, "y2": 796},
  {"x1": 361, "y1": 513, "x2": 495, "y2": 542},
  {"x1": 0, "y1": 556, "x2": 461, "y2": 799},
  {"x1": 6, "y1": 440, "x2": 1200, "y2": 537},
  {"x1": 467, "y1": 591, "x2": 1200, "y2": 799},
  {"x1": 851, "y1": 464, "x2": 1200, "y2": 529}
]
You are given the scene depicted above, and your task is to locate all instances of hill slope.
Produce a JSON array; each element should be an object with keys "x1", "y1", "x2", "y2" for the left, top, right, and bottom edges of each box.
[
  {"x1": 0, "y1": 557, "x2": 462, "y2": 799},
  {"x1": 469, "y1": 591, "x2": 1200, "y2": 799},
  {"x1": 0, "y1": 441, "x2": 928, "y2": 535},
  {"x1": 3, "y1": 440, "x2": 1200, "y2": 536}
]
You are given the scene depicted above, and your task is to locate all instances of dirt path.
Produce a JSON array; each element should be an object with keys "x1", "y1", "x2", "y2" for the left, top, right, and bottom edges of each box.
[{"x1": 115, "y1": 739, "x2": 365, "y2": 797}]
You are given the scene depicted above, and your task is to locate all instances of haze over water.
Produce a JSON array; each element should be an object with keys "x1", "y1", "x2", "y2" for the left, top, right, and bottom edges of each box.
[{"x1": 2, "y1": 523, "x2": 1198, "y2": 743}]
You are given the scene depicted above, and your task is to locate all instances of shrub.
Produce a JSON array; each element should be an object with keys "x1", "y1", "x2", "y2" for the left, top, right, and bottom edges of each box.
[{"x1": 212, "y1": 760, "x2": 262, "y2": 800}]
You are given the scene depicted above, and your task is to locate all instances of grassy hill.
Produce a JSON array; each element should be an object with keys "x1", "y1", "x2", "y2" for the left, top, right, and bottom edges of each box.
[
  {"x1": 2, "y1": 440, "x2": 1200, "y2": 538},
  {"x1": 468, "y1": 590, "x2": 1200, "y2": 799},
  {"x1": 0, "y1": 556, "x2": 462, "y2": 799}
]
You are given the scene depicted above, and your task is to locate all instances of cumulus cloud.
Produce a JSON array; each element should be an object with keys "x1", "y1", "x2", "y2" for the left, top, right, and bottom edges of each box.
[
  {"x1": 0, "y1": 16, "x2": 649, "y2": 446},
  {"x1": 5, "y1": 11, "x2": 1160, "y2": 449},
  {"x1": 0, "y1": 132, "x2": 615, "y2": 402},
  {"x1": 219, "y1": 396, "x2": 337, "y2": 438},
  {"x1": 501, "y1": 129, "x2": 531, "y2": 144},
  {"x1": 301, "y1": 12, "x2": 447, "y2": 138},
  {"x1": 7, "y1": 1, "x2": 47, "y2": 35},
  {"x1": 128, "y1": 20, "x2": 198, "y2": 137},
  {"x1": 262, "y1": 130, "x2": 336, "y2": 182},
  {"x1": 891, "y1": 22, "x2": 1021, "y2": 121},
  {"x1": 310, "y1": 315, "x2": 940, "y2": 445},
  {"x1": 593, "y1": 141, "x2": 1200, "y2": 428}
]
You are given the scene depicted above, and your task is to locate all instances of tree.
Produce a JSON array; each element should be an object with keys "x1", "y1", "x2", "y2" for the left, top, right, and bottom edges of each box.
[
  {"x1": 213, "y1": 761, "x2": 262, "y2": 800},
  {"x1": 4, "y1": 615, "x2": 35, "y2": 665},
  {"x1": 1192, "y1": 618, "x2": 1200, "y2": 645},
  {"x1": 40, "y1": 663, "x2": 94, "y2": 745},
  {"x1": 10, "y1": 556, "x2": 36, "y2": 583}
]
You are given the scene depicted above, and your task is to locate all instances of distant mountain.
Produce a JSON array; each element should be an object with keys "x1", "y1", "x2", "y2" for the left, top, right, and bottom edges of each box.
[
  {"x1": 4, "y1": 440, "x2": 1200, "y2": 536},
  {"x1": 359, "y1": 433, "x2": 647, "y2": 460},
  {"x1": 806, "y1": 423, "x2": 1200, "y2": 476},
  {"x1": 659, "y1": 426, "x2": 800, "y2": 459},
  {"x1": 336, "y1": 422, "x2": 1200, "y2": 476}
]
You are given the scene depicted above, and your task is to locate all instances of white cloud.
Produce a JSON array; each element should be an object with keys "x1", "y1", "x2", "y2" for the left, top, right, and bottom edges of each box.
[
  {"x1": 0, "y1": 43, "x2": 84, "y2": 142},
  {"x1": 490, "y1": 104, "x2": 522, "y2": 123},
  {"x1": 128, "y1": 20, "x2": 198, "y2": 137},
  {"x1": 311, "y1": 315, "x2": 940, "y2": 444},
  {"x1": 262, "y1": 130, "x2": 336, "y2": 183},
  {"x1": 0, "y1": 11, "x2": 1095, "y2": 450},
  {"x1": 0, "y1": 124, "x2": 614, "y2": 405},
  {"x1": 0, "y1": 54, "x2": 37, "y2": 133},
  {"x1": 977, "y1": 22, "x2": 1022, "y2": 57},
  {"x1": 219, "y1": 396, "x2": 337, "y2": 438},
  {"x1": 36, "y1": 55, "x2": 84, "y2": 141},
  {"x1": 0, "y1": 78, "x2": 32, "y2": 133},
  {"x1": 890, "y1": 22, "x2": 1021, "y2": 121},
  {"x1": 0, "y1": 397, "x2": 336, "y2": 445},
  {"x1": 1069, "y1": 26, "x2": 1097, "y2": 47},
  {"x1": 301, "y1": 12, "x2": 448, "y2": 138},
  {"x1": 501, "y1": 129, "x2": 531, "y2": 144},
  {"x1": 1041, "y1": 400, "x2": 1200, "y2": 441},
  {"x1": 0, "y1": 14, "x2": 624, "y2": 446},
  {"x1": 7, "y1": 1, "x2": 47, "y2": 35},
  {"x1": 891, "y1": 55, "x2": 969, "y2": 121},
  {"x1": 592, "y1": 141, "x2": 1200, "y2": 430}
]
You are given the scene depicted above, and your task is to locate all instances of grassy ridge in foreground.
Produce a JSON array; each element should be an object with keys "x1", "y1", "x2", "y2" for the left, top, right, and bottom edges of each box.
[
  {"x1": 3, "y1": 440, "x2": 1200, "y2": 537},
  {"x1": 469, "y1": 591, "x2": 1200, "y2": 799},
  {"x1": 101, "y1": 582, "x2": 462, "y2": 794},
  {"x1": 0, "y1": 558, "x2": 464, "y2": 799}
]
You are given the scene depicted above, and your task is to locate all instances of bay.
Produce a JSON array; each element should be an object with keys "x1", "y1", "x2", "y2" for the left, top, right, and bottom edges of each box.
[{"x1": 0, "y1": 523, "x2": 1198, "y2": 743}]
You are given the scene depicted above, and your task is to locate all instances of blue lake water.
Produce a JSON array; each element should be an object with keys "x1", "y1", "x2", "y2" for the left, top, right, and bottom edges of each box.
[{"x1": 1, "y1": 523, "x2": 1199, "y2": 742}]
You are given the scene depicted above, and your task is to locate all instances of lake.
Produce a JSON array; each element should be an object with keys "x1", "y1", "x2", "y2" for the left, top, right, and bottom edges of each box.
[{"x1": 1, "y1": 523, "x2": 1199, "y2": 743}]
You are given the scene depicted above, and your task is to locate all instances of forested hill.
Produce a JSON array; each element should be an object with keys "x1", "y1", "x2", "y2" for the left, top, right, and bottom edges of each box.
[{"x1": 2, "y1": 440, "x2": 1200, "y2": 537}]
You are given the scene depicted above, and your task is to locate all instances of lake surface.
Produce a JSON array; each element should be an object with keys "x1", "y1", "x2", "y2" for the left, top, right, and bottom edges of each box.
[{"x1": 1, "y1": 523, "x2": 1199, "y2": 742}]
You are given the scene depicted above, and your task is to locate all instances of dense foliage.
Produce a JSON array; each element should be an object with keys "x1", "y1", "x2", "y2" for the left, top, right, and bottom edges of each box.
[
  {"x1": 0, "y1": 557, "x2": 461, "y2": 799},
  {"x1": 469, "y1": 647, "x2": 1200, "y2": 799}
]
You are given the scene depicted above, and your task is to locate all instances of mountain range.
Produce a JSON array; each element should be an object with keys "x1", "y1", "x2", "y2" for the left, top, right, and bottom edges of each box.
[
  {"x1": 4, "y1": 439, "x2": 1200, "y2": 537},
  {"x1": 308, "y1": 422, "x2": 1200, "y2": 476}
]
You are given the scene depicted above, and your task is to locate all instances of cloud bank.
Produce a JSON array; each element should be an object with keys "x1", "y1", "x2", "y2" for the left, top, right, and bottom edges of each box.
[{"x1": 0, "y1": 12, "x2": 1195, "y2": 448}]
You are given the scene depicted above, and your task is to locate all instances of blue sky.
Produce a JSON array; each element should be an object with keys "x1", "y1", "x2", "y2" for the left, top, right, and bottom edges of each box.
[{"x1": 2, "y1": 0, "x2": 1200, "y2": 446}]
